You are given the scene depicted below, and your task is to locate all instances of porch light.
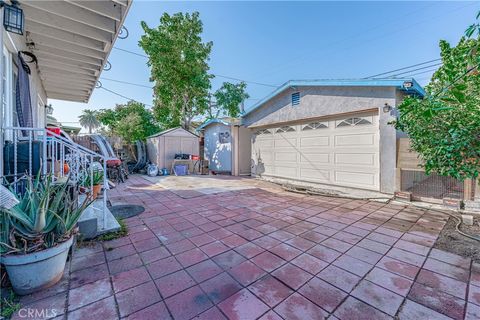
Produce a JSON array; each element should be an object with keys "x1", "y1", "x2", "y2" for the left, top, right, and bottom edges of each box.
[
  {"x1": 45, "y1": 104, "x2": 53, "y2": 115},
  {"x1": 2, "y1": 1, "x2": 24, "y2": 35}
]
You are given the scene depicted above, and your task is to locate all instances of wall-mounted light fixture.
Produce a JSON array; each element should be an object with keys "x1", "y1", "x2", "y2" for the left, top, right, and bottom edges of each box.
[
  {"x1": 2, "y1": 1, "x2": 24, "y2": 35},
  {"x1": 45, "y1": 104, "x2": 53, "y2": 115},
  {"x1": 383, "y1": 103, "x2": 392, "y2": 113},
  {"x1": 403, "y1": 81, "x2": 413, "y2": 89}
]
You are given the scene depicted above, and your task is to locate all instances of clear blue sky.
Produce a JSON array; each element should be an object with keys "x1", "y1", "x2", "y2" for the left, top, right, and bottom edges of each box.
[{"x1": 51, "y1": 1, "x2": 479, "y2": 129}]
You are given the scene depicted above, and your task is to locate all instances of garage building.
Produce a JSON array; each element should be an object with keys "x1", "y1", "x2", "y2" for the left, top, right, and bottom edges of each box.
[{"x1": 242, "y1": 79, "x2": 425, "y2": 194}]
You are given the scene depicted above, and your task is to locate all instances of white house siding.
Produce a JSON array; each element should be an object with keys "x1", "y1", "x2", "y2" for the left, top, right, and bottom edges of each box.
[{"x1": 2, "y1": 31, "x2": 47, "y2": 129}]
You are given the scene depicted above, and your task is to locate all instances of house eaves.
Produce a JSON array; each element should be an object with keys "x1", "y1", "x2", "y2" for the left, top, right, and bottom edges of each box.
[{"x1": 21, "y1": 0, "x2": 132, "y2": 103}]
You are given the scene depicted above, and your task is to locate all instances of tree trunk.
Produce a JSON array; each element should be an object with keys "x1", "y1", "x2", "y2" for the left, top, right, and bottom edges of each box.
[{"x1": 182, "y1": 95, "x2": 191, "y2": 131}]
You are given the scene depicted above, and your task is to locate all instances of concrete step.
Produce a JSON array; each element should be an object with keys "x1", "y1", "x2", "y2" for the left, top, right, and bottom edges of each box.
[
  {"x1": 464, "y1": 200, "x2": 480, "y2": 213},
  {"x1": 78, "y1": 197, "x2": 120, "y2": 239}
]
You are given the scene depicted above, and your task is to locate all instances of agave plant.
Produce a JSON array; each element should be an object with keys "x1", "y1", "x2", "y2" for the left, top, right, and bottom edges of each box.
[{"x1": 0, "y1": 174, "x2": 92, "y2": 255}]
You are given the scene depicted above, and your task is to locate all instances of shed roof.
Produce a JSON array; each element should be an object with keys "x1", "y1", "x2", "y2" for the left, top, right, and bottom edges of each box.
[
  {"x1": 148, "y1": 127, "x2": 198, "y2": 138},
  {"x1": 195, "y1": 118, "x2": 231, "y2": 132},
  {"x1": 242, "y1": 78, "x2": 425, "y2": 117}
]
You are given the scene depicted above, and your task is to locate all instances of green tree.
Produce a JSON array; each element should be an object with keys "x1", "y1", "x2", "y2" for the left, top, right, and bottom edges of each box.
[
  {"x1": 78, "y1": 109, "x2": 100, "y2": 134},
  {"x1": 213, "y1": 82, "x2": 250, "y2": 118},
  {"x1": 394, "y1": 13, "x2": 480, "y2": 180},
  {"x1": 139, "y1": 12, "x2": 213, "y2": 131},
  {"x1": 97, "y1": 101, "x2": 159, "y2": 143}
]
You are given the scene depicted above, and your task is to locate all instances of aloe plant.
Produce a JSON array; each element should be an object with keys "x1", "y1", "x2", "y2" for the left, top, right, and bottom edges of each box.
[
  {"x1": 0, "y1": 174, "x2": 92, "y2": 254},
  {"x1": 80, "y1": 170, "x2": 104, "y2": 187}
]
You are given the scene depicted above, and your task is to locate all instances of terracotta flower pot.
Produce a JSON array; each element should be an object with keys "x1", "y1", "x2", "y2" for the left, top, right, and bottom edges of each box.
[{"x1": 92, "y1": 184, "x2": 102, "y2": 200}]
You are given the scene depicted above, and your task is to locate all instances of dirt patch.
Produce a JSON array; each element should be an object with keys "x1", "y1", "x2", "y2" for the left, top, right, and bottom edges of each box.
[{"x1": 434, "y1": 216, "x2": 480, "y2": 263}]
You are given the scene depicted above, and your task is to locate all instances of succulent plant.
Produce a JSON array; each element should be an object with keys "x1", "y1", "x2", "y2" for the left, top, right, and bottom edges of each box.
[
  {"x1": 0, "y1": 174, "x2": 92, "y2": 255},
  {"x1": 79, "y1": 170, "x2": 104, "y2": 188}
]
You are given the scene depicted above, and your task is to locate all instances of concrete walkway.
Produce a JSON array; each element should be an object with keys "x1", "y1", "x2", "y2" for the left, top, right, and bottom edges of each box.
[{"x1": 12, "y1": 175, "x2": 480, "y2": 319}]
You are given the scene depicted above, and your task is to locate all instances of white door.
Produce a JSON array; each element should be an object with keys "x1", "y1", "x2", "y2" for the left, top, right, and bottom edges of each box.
[{"x1": 251, "y1": 112, "x2": 380, "y2": 191}]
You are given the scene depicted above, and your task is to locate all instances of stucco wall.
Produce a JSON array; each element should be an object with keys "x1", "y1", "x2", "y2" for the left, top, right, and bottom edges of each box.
[
  {"x1": 238, "y1": 126, "x2": 252, "y2": 175},
  {"x1": 243, "y1": 86, "x2": 397, "y2": 128},
  {"x1": 204, "y1": 123, "x2": 232, "y2": 172},
  {"x1": 379, "y1": 88, "x2": 399, "y2": 193},
  {"x1": 242, "y1": 85, "x2": 399, "y2": 194}
]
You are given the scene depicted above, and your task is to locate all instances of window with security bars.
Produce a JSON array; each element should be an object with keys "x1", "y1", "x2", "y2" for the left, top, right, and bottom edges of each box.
[
  {"x1": 291, "y1": 92, "x2": 300, "y2": 106},
  {"x1": 302, "y1": 122, "x2": 328, "y2": 130}
]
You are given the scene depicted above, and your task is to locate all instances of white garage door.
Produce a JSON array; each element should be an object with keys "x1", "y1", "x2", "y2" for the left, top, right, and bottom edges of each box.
[{"x1": 252, "y1": 112, "x2": 380, "y2": 191}]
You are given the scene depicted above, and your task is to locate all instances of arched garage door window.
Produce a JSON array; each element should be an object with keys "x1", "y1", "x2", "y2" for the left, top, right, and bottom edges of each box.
[{"x1": 336, "y1": 117, "x2": 372, "y2": 127}]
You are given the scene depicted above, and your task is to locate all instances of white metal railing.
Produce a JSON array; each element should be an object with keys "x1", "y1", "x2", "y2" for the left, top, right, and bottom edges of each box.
[{"x1": 1, "y1": 127, "x2": 110, "y2": 229}]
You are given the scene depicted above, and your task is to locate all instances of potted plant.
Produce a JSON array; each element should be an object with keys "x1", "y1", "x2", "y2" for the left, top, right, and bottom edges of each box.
[
  {"x1": 79, "y1": 170, "x2": 104, "y2": 200},
  {"x1": 0, "y1": 174, "x2": 91, "y2": 295}
]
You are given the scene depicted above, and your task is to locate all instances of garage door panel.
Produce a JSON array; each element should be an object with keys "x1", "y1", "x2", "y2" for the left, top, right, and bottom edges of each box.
[
  {"x1": 274, "y1": 138, "x2": 296, "y2": 148},
  {"x1": 275, "y1": 152, "x2": 297, "y2": 162},
  {"x1": 335, "y1": 133, "x2": 375, "y2": 146},
  {"x1": 258, "y1": 152, "x2": 274, "y2": 162},
  {"x1": 300, "y1": 168, "x2": 330, "y2": 182},
  {"x1": 262, "y1": 165, "x2": 274, "y2": 174},
  {"x1": 335, "y1": 171, "x2": 377, "y2": 187},
  {"x1": 253, "y1": 112, "x2": 379, "y2": 191},
  {"x1": 275, "y1": 166, "x2": 297, "y2": 177},
  {"x1": 300, "y1": 153, "x2": 329, "y2": 164},
  {"x1": 300, "y1": 136, "x2": 329, "y2": 147},
  {"x1": 255, "y1": 139, "x2": 274, "y2": 148},
  {"x1": 335, "y1": 153, "x2": 376, "y2": 166}
]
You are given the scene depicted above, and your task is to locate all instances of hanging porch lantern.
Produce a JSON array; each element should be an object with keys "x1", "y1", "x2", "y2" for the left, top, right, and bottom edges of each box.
[
  {"x1": 45, "y1": 104, "x2": 53, "y2": 115},
  {"x1": 2, "y1": 1, "x2": 24, "y2": 35}
]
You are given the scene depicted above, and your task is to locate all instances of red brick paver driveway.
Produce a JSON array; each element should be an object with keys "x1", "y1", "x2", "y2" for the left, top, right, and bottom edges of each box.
[{"x1": 13, "y1": 175, "x2": 480, "y2": 320}]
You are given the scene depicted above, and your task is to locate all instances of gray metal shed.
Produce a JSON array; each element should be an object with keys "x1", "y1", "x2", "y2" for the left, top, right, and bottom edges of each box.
[{"x1": 146, "y1": 127, "x2": 199, "y2": 170}]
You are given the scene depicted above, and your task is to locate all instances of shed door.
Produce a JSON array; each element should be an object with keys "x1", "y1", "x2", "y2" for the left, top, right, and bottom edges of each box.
[
  {"x1": 164, "y1": 137, "x2": 181, "y2": 170},
  {"x1": 204, "y1": 124, "x2": 232, "y2": 172},
  {"x1": 181, "y1": 138, "x2": 198, "y2": 155},
  {"x1": 252, "y1": 112, "x2": 380, "y2": 191}
]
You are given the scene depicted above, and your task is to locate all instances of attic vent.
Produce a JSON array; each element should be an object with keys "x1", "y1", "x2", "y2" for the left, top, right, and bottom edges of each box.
[{"x1": 291, "y1": 92, "x2": 300, "y2": 106}]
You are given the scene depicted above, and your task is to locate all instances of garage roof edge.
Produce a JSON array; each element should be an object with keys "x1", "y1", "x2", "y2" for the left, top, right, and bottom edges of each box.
[{"x1": 242, "y1": 78, "x2": 425, "y2": 117}]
